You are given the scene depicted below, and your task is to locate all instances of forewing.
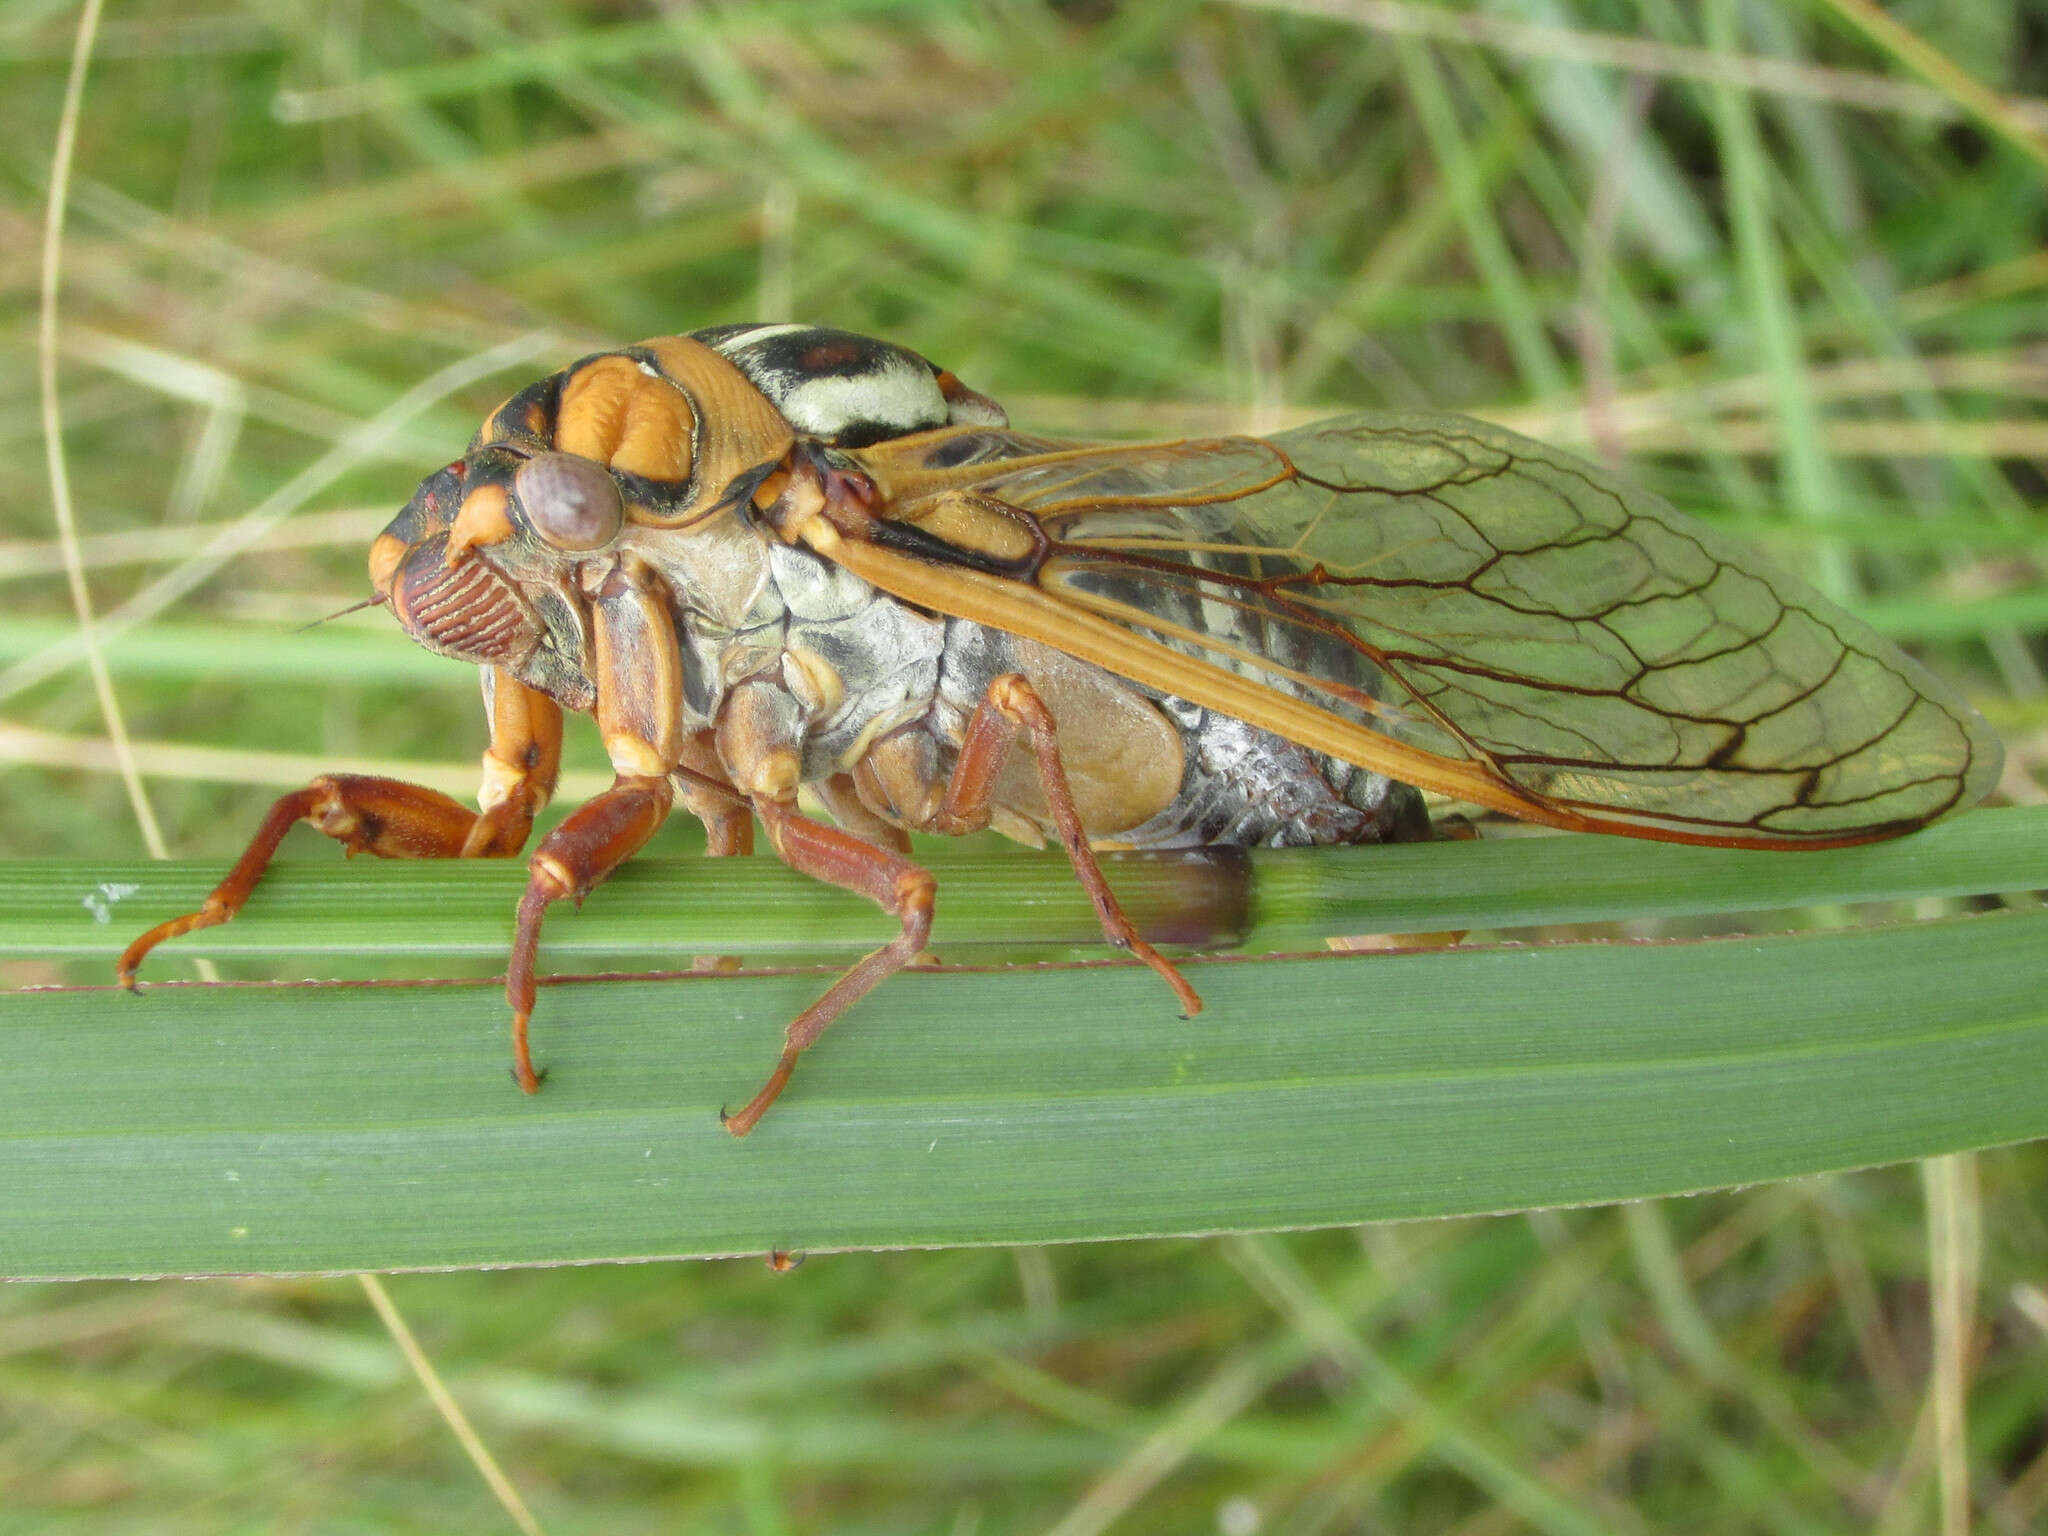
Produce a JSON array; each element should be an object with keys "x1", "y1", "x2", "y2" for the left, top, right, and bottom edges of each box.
[{"x1": 860, "y1": 415, "x2": 2002, "y2": 845}]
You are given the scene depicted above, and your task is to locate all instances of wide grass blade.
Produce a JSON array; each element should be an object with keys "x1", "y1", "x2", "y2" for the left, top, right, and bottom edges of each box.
[{"x1": 5, "y1": 808, "x2": 2042, "y2": 1279}]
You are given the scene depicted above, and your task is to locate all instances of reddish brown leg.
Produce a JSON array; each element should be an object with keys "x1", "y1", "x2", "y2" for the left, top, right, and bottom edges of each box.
[
  {"x1": 932, "y1": 674, "x2": 1203, "y2": 1017},
  {"x1": 504, "y1": 775, "x2": 674, "y2": 1093},
  {"x1": 721, "y1": 796, "x2": 936, "y2": 1137},
  {"x1": 122, "y1": 669, "x2": 561, "y2": 988},
  {"x1": 118, "y1": 774, "x2": 537, "y2": 988}
]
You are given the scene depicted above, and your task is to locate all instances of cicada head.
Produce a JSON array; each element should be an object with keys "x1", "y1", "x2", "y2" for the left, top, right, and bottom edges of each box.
[
  {"x1": 366, "y1": 337, "x2": 807, "y2": 706},
  {"x1": 372, "y1": 447, "x2": 549, "y2": 669}
]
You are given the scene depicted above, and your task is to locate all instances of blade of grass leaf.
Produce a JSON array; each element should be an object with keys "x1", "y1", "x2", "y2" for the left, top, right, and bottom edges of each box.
[
  {"x1": 4, "y1": 879, "x2": 2043, "y2": 1278},
  {"x1": 1233, "y1": 0, "x2": 2048, "y2": 133},
  {"x1": 1397, "y1": 36, "x2": 1569, "y2": 402},
  {"x1": 38, "y1": 0, "x2": 161, "y2": 861},
  {"x1": 0, "y1": 618, "x2": 465, "y2": 686},
  {"x1": 1816, "y1": 0, "x2": 2048, "y2": 173},
  {"x1": 13, "y1": 805, "x2": 2039, "y2": 963},
  {"x1": 0, "y1": 720, "x2": 557, "y2": 801},
  {"x1": 1704, "y1": 0, "x2": 1850, "y2": 601}
]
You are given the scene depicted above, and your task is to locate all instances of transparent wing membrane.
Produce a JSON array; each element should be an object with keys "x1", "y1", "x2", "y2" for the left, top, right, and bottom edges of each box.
[{"x1": 870, "y1": 414, "x2": 1999, "y2": 846}]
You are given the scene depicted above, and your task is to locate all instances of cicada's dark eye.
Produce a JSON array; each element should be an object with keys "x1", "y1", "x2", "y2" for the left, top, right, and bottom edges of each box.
[{"x1": 514, "y1": 452, "x2": 625, "y2": 551}]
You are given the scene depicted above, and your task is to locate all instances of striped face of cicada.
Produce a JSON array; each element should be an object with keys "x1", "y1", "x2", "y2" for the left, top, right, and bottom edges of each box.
[{"x1": 372, "y1": 448, "x2": 552, "y2": 669}]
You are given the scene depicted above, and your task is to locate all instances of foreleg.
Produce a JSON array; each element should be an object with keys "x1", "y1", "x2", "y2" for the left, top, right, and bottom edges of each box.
[
  {"x1": 503, "y1": 558, "x2": 686, "y2": 1090},
  {"x1": 120, "y1": 669, "x2": 562, "y2": 986},
  {"x1": 504, "y1": 773, "x2": 674, "y2": 1091}
]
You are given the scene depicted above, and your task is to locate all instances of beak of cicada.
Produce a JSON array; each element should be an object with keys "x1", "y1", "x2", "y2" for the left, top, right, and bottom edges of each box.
[
  {"x1": 387, "y1": 531, "x2": 542, "y2": 666},
  {"x1": 291, "y1": 590, "x2": 388, "y2": 635}
]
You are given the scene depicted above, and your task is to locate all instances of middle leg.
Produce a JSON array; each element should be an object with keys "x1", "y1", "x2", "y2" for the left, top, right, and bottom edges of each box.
[{"x1": 720, "y1": 796, "x2": 935, "y2": 1136}]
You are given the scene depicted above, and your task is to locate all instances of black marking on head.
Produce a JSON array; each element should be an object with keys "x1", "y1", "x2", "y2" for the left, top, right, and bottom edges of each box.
[
  {"x1": 472, "y1": 372, "x2": 565, "y2": 454},
  {"x1": 380, "y1": 460, "x2": 464, "y2": 550}
]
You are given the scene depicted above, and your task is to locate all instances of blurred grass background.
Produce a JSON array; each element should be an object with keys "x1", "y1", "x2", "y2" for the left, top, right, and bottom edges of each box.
[{"x1": 3, "y1": 0, "x2": 2046, "y2": 1530}]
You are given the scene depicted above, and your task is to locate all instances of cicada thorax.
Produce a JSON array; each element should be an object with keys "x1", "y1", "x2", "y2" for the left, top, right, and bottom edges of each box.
[{"x1": 690, "y1": 323, "x2": 1008, "y2": 446}]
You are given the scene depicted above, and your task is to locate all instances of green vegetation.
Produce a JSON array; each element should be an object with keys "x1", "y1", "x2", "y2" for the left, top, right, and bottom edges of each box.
[{"x1": 2, "y1": 1, "x2": 2043, "y2": 1530}]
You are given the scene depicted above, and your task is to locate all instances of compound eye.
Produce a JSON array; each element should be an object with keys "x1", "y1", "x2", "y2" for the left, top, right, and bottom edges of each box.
[{"x1": 514, "y1": 452, "x2": 625, "y2": 550}]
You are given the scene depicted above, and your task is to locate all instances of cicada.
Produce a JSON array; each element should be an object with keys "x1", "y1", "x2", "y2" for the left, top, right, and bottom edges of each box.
[{"x1": 120, "y1": 325, "x2": 2004, "y2": 1134}]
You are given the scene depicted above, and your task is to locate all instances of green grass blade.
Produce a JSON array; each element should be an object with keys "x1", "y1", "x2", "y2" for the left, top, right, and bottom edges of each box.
[
  {"x1": 5, "y1": 810, "x2": 2042, "y2": 1279},
  {"x1": 0, "y1": 617, "x2": 462, "y2": 686},
  {"x1": 14, "y1": 804, "x2": 2042, "y2": 961}
]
